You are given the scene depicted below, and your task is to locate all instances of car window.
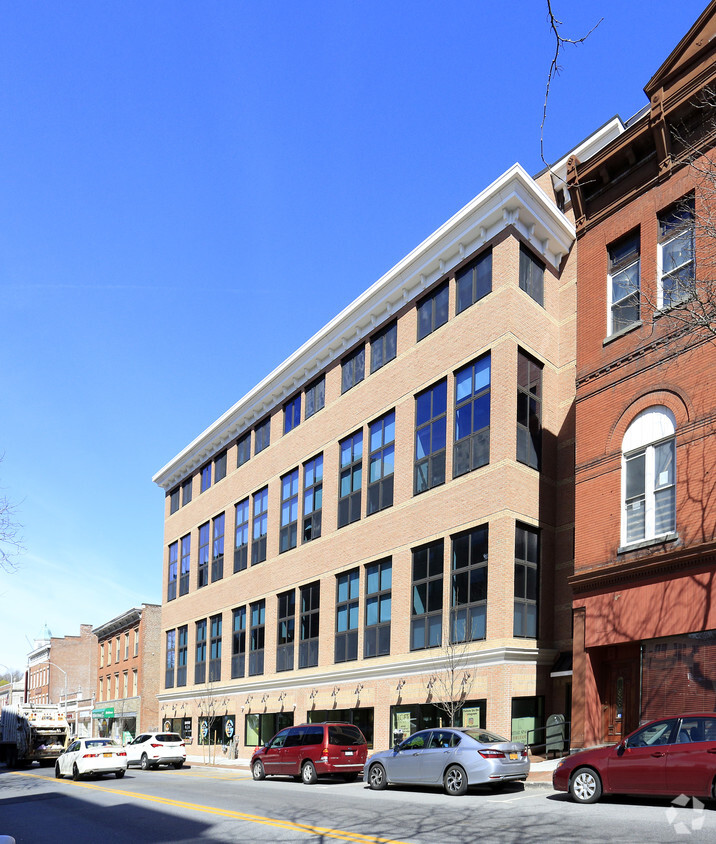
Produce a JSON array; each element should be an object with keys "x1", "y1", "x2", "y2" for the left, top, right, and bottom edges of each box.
[
  {"x1": 461, "y1": 728, "x2": 508, "y2": 744},
  {"x1": 285, "y1": 728, "x2": 304, "y2": 748},
  {"x1": 86, "y1": 740, "x2": 114, "y2": 748},
  {"x1": 133, "y1": 734, "x2": 149, "y2": 744},
  {"x1": 328, "y1": 725, "x2": 365, "y2": 746},
  {"x1": 302, "y1": 726, "x2": 325, "y2": 746},
  {"x1": 626, "y1": 719, "x2": 677, "y2": 748},
  {"x1": 401, "y1": 732, "x2": 428, "y2": 750},
  {"x1": 677, "y1": 718, "x2": 716, "y2": 743},
  {"x1": 68, "y1": 741, "x2": 80, "y2": 753},
  {"x1": 428, "y1": 730, "x2": 459, "y2": 749},
  {"x1": 156, "y1": 733, "x2": 181, "y2": 742},
  {"x1": 269, "y1": 729, "x2": 290, "y2": 749}
]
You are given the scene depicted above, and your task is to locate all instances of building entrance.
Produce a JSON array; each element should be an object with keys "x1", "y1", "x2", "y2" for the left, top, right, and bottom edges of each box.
[{"x1": 602, "y1": 659, "x2": 638, "y2": 743}]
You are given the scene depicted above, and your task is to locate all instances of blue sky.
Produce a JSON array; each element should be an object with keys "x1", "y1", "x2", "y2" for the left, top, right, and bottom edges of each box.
[{"x1": 0, "y1": 0, "x2": 707, "y2": 672}]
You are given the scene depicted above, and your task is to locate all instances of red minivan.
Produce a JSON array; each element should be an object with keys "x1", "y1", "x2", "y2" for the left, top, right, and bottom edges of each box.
[{"x1": 251, "y1": 722, "x2": 368, "y2": 784}]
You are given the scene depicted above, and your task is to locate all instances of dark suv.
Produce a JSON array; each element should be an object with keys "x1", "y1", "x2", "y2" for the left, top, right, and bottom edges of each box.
[{"x1": 250, "y1": 722, "x2": 367, "y2": 784}]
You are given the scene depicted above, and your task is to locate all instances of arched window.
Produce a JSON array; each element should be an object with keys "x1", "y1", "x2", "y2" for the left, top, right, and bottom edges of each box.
[{"x1": 622, "y1": 407, "x2": 676, "y2": 546}]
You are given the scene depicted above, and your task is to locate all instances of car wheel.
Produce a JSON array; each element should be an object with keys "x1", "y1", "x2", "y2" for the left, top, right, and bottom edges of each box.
[
  {"x1": 569, "y1": 767, "x2": 602, "y2": 804},
  {"x1": 173, "y1": 762, "x2": 184, "y2": 770},
  {"x1": 252, "y1": 760, "x2": 266, "y2": 781},
  {"x1": 72, "y1": 763, "x2": 81, "y2": 781},
  {"x1": 54, "y1": 763, "x2": 62, "y2": 779},
  {"x1": 301, "y1": 760, "x2": 317, "y2": 785},
  {"x1": 368, "y1": 763, "x2": 387, "y2": 791},
  {"x1": 140, "y1": 753, "x2": 150, "y2": 771},
  {"x1": 115, "y1": 770, "x2": 125, "y2": 779},
  {"x1": 443, "y1": 764, "x2": 468, "y2": 796}
]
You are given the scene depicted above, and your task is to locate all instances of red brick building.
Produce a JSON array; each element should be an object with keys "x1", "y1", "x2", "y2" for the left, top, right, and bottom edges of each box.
[{"x1": 568, "y1": 2, "x2": 716, "y2": 747}]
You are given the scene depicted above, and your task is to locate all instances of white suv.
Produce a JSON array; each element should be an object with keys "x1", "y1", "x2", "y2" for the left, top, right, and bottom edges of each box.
[{"x1": 125, "y1": 732, "x2": 186, "y2": 770}]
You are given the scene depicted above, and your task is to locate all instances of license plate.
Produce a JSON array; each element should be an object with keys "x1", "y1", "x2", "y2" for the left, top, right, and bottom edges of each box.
[
  {"x1": 345, "y1": 751, "x2": 354, "y2": 756},
  {"x1": 509, "y1": 752, "x2": 518, "y2": 760},
  {"x1": 103, "y1": 753, "x2": 112, "y2": 758}
]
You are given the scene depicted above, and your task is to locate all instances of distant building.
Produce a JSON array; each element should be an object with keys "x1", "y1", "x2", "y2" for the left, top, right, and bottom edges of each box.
[
  {"x1": 568, "y1": 2, "x2": 716, "y2": 746},
  {"x1": 92, "y1": 605, "x2": 161, "y2": 740}
]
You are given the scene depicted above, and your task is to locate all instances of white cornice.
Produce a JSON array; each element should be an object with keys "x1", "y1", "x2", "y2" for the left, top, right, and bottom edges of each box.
[
  {"x1": 156, "y1": 646, "x2": 558, "y2": 704},
  {"x1": 153, "y1": 164, "x2": 575, "y2": 490},
  {"x1": 547, "y1": 117, "x2": 627, "y2": 191}
]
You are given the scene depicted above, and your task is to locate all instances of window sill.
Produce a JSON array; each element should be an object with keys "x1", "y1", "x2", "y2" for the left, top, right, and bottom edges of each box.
[
  {"x1": 603, "y1": 320, "x2": 642, "y2": 346},
  {"x1": 617, "y1": 532, "x2": 678, "y2": 555}
]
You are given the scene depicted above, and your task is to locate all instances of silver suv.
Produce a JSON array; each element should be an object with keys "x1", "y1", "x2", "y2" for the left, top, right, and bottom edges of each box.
[{"x1": 125, "y1": 732, "x2": 186, "y2": 770}]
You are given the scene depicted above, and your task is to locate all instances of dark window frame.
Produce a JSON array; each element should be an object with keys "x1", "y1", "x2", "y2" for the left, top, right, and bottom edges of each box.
[
  {"x1": 165, "y1": 629, "x2": 175, "y2": 689},
  {"x1": 370, "y1": 320, "x2": 397, "y2": 373},
  {"x1": 198, "y1": 522, "x2": 210, "y2": 589},
  {"x1": 249, "y1": 600, "x2": 265, "y2": 676},
  {"x1": 516, "y1": 349, "x2": 543, "y2": 471},
  {"x1": 279, "y1": 468, "x2": 299, "y2": 553},
  {"x1": 179, "y1": 535, "x2": 190, "y2": 596},
  {"x1": 411, "y1": 540, "x2": 444, "y2": 651},
  {"x1": 417, "y1": 280, "x2": 449, "y2": 341},
  {"x1": 299, "y1": 581, "x2": 320, "y2": 669},
  {"x1": 237, "y1": 432, "x2": 251, "y2": 467},
  {"x1": 519, "y1": 245, "x2": 545, "y2": 307},
  {"x1": 364, "y1": 558, "x2": 391, "y2": 658},
  {"x1": 367, "y1": 411, "x2": 395, "y2": 515},
  {"x1": 414, "y1": 379, "x2": 447, "y2": 495},
  {"x1": 195, "y1": 619, "x2": 207, "y2": 685},
  {"x1": 341, "y1": 345, "x2": 365, "y2": 394},
  {"x1": 209, "y1": 614, "x2": 222, "y2": 682},
  {"x1": 177, "y1": 625, "x2": 188, "y2": 687},
  {"x1": 169, "y1": 488, "x2": 180, "y2": 514},
  {"x1": 231, "y1": 606, "x2": 246, "y2": 679},
  {"x1": 255, "y1": 417, "x2": 271, "y2": 455},
  {"x1": 305, "y1": 376, "x2": 325, "y2": 419},
  {"x1": 284, "y1": 394, "x2": 301, "y2": 435},
  {"x1": 608, "y1": 229, "x2": 641, "y2": 334},
  {"x1": 251, "y1": 487, "x2": 268, "y2": 565},
  {"x1": 200, "y1": 462, "x2": 212, "y2": 494},
  {"x1": 453, "y1": 355, "x2": 491, "y2": 478},
  {"x1": 167, "y1": 541, "x2": 178, "y2": 602},
  {"x1": 276, "y1": 590, "x2": 295, "y2": 672},
  {"x1": 456, "y1": 249, "x2": 492, "y2": 314},
  {"x1": 514, "y1": 523, "x2": 539, "y2": 639},
  {"x1": 214, "y1": 451, "x2": 227, "y2": 483},
  {"x1": 335, "y1": 569, "x2": 359, "y2": 663},
  {"x1": 211, "y1": 512, "x2": 225, "y2": 582},
  {"x1": 450, "y1": 526, "x2": 488, "y2": 643},
  {"x1": 234, "y1": 498, "x2": 249, "y2": 572},
  {"x1": 338, "y1": 430, "x2": 363, "y2": 528},
  {"x1": 181, "y1": 477, "x2": 193, "y2": 506},
  {"x1": 303, "y1": 454, "x2": 323, "y2": 543}
]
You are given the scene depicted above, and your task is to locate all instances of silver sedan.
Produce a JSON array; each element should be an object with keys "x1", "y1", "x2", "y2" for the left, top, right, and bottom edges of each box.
[{"x1": 364, "y1": 727, "x2": 530, "y2": 795}]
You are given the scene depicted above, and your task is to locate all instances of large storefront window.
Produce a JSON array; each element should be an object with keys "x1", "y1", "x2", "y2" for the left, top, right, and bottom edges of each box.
[
  {"x1": 93, "y1": 709, "x2": 137, "y2": 743},
  {"x1": 198, "y1": 714, "x2": 236, "y2": 746},
  {"x1": 390, "y1": 699, "x2": 485, "y2": 744},
  {"x1": 308, "y1": 708, "x2": 374, "y2": 747},
  {"x1": 511, "y1": 696, "x2": 544, "y2": 744},
  {"x1": 162, "y1": 717, "x2": 193, "y2": 744},
  {"x1": 245, "y1": 711, "x2": 294, "y2": 747}
]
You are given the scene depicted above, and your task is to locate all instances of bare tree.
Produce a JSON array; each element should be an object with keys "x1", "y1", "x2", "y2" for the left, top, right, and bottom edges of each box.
[
  {"x1": 424, "y1": 637, "x2": 476, "y2": 728},
  {"x1": 195, "y1": 680, "x2": 225, "y2": 765},
  {"x1": 541, "y1": 1, "x2": 602, "y2": 168},
  {"x1": 0, "y1": 456, "x2": 23, "y2": 572}
]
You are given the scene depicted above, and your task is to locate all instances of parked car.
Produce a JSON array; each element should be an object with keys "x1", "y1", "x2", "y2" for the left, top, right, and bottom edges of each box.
[
  {"x1": 251, "y1": 722, "x2": 367, "y2": 784},
  {"x1": 364, "y1": 727, "x2": 529, "y2": 796},
  {"x1": 125, "y1": 732, "x2": 186, "y2": 770},
  {"x1": 553, "y1": 713, "x2": 716, "y2": 803},
  {"x1": 55, "y1": 738, "x2": 127, "y2": 780}
]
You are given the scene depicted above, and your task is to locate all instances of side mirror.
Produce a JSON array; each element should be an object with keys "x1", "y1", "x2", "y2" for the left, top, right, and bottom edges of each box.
[{"x1": 617, "y1": 740, "x2": 627, "y2": 756}]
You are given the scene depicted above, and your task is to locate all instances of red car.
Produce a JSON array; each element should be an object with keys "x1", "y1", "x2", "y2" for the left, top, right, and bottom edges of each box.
[
  {"x1": 553, "y1": 713, "x2": 716, "y2": 803},
  {"x1": 251, "y1": 722, "x2": 368, "y2": 784}
]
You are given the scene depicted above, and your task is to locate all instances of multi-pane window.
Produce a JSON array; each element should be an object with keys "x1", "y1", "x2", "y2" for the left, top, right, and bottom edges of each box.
[
  {"x1": 514, "y1": 524, "x2": 539, "y2": 638},
  {"x1": 200, "y1": 462, "x2": 212, "y2": 493},
  {"x1": 179, "y1": 535, "x2": 190, "y2": 596},
  {"x1": 116, "y1": 637, "x2": 120, "y2": 662},
  {"x1": 195, "y1": 620, "x2": 207, "y2": 684},
  {"x1": 415, "y1": 379, "x2": 447, "y2": 494},
  {"x1": 209, "y1": 614, "x2": 222, "y2": 682},
  {"x1": 608, "y1": 231, "x2": 640, "y2": 334},
  {"x1": 252, "y1": 487, "x2": 268, "y2": 564},
  {"x1": 341, "y1": 346, "x2": 365, "y2": 393},
  {"x1": 299, "y1": 581, "x2": 320, "y2": 668},
  {"x1": 124, "y1": 632, "x2": 129, "y2": 660},
  {"x1": 182, "y1": 477, "x2": 192, "y2": 506},
  {"x1": 370, "y1": 321, "x2": 397, "y2": 373},
  {"x1": 276, "y1": 590, "x2": 295, "y2": 672},
  {"x1": 211, "y1": 513, "x2": 225, "y2": 582},
  {"x1": 255, "y1": 418, "x2": 271, "y2": 454},
  {"x1": 231, "y1": 606, "x2": 246, "y2": 679},
  {"x1": 367, "y1": 411, "x2": 395, "y2": 515},
  {"x1": 99, "y1": 678, "x2": 103, "y2": 701},
  {"x1": 214, "y1": 451, "x2": 227, "y2": 483},
  {"x1": 417, "y1": 280, "x2": 449, "y2": 341},
  {"x1": 516, "y1": 350, "x2": 543, "y2": 470},
  {"x1": 177, "y1": 626, "x2": 188, "y2": 687},
  {"x1": 237, "y1": 432, "x2": 251, "y2": 467},
  {"x1": 303, "y1": 454, "x2": 323, "y2": 542},
  {"x1": 284, "y1": 394, "x2": 301, "y2": 434},
  {"x1": 658, "y1": 195, "x2": 694, "y2": 308},
  {"x1": 622, "y1": 407, "x2": 676, "y2": 546},
  {"x1": 305, "y1": 376, "x2": 325, "y2": 419},
  {"x1": 338, "y1": 431, "x2": 362, "y2": 528},
  {"x1": 132, "y1": 669, "x2": 138, "y2": 697},
  {"x1": 198, "y1": 522, "x2": 210, "y2": 588},
  {"x1": 519, "y1": 245, "x2": 544, "y2": 307},
  {"x1": 280, "y1": 469, "x2": 299, "y2": 553},
  {"x1": 411, "y1": 540, "x2": 444, "y2": 650},
  {"x1": 335, "y1": 569, "x2": 359, "y2": 663},
  {"x1": 167, "y1": 541, "x2": 178, "y2": 601},
  {"x1": 454, "y1": 356, "x2": 490, "y2": 477},
  {"x1": 165, "y1": 630, "x2": 175, "y2": 689},
  {"x1": 134, "y1": 628, "x2": 139, "y2": 657},
  {"x1": 234, "y1": 498, "x2": 249, "y2": 572},
  {"x1": 364, "y1": 559, "x2": 391, "y2": 658},
  {"x1": 451, "y1": 526, "x2": 488, "y2": 643},
  {"x1": 123, "y1": 671, "x2": 128, "y2": 698},
  {"x1": 169, "y1": 488, "x2": 180, "y2": 514},
  {"x1": 249, "y1": 600, "x2": 265, "y2": 676},
  {"x1": 456, "y1": 249, "x2": 492, "y2": 314}
]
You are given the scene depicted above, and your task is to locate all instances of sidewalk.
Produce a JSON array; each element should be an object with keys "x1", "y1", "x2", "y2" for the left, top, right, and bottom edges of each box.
[{"x1": 185, "y1": 752, "x2": 560, "y2": 787}]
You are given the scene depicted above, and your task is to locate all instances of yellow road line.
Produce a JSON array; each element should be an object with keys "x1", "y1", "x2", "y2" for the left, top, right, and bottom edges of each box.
[{"x1": 12, "y1": 772, "x2": 413, "y2": 844}]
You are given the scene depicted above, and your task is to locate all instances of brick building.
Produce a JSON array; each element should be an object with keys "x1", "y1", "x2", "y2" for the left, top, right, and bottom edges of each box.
[
  {"x1": 152, "y1": 155, "x2": 593, "y2": 758},
  {"x1": 568, "y1": 2, "x2": 716, "y2": 747},
  {"x1": 92, "y1": 604, "x2": 161, "y2": 740}
]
